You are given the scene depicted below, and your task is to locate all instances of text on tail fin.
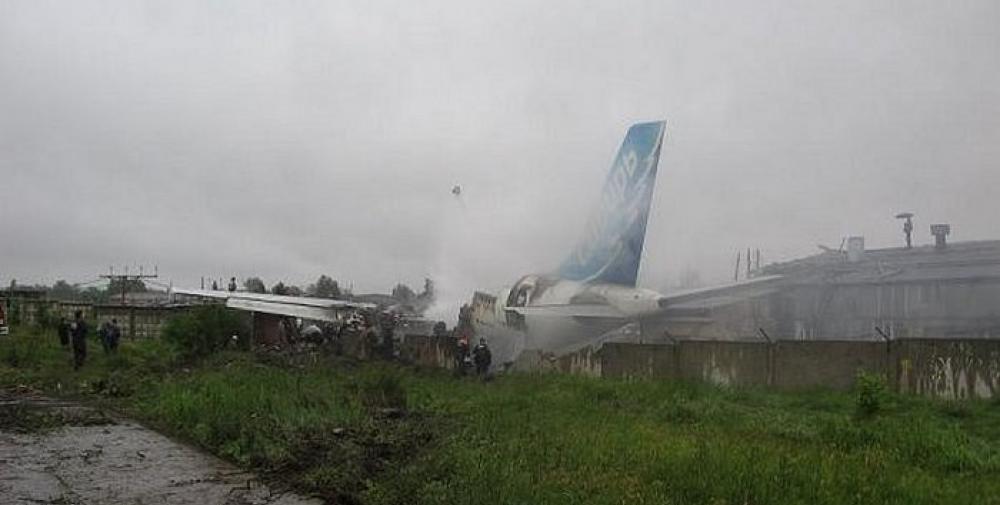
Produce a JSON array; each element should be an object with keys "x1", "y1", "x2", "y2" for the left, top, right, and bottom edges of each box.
[{"x1": 558, "y1": 121, "x2": 666, "y2": 286}]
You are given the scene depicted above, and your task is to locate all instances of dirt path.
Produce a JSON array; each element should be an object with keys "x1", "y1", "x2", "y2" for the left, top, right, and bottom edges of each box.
[{"x1": 0, "y1": 393, "x2": 321, "y2": 505}]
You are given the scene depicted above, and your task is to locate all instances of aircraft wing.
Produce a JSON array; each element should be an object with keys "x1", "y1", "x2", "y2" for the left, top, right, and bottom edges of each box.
[
  {"x1": 505, "y1": 304, "x2": 625, "y2": 319},
  {"x1": 171, "y1": 288, "x2": 231, "y2": 300},
  {"x1": 170, "y1": 288, "x2": 376, "y2": 323},
  {"x1": 657, "y1": 275, "x2": 783, "y2": 308}
]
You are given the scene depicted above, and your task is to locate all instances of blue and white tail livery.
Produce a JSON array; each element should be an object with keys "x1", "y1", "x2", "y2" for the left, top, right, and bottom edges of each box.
[{"x1": 558, "y1": 121, "x2": 666, "y2": 287}]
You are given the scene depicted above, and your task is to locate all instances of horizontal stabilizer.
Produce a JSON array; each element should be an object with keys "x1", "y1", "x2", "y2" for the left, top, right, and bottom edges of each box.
[
  {"x1": 659, "y1": 275, "x2": 783, "y2": 308},
  {"x1": 505, "y1": 304, "x2": 625, "y2": 319}
]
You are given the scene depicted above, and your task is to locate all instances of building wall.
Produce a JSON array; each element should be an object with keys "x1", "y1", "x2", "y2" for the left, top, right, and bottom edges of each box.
[
  {"x1": 774, "y1": 280, "x2": 1000, "y2": 340},
  {"x1": 10, "y1": 299, "x2": 186, "y2": 340},
  {"x1": 5, "y1": 299, "x2": 94, "y2": 327},
  {"x1": 94, "y1": 305, "x2": 188, "y2": 340}
]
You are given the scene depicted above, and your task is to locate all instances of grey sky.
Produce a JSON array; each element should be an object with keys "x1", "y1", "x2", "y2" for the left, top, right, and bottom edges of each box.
[{"x1": 2, "y1": 1, "x2": 998, "y2": 313}]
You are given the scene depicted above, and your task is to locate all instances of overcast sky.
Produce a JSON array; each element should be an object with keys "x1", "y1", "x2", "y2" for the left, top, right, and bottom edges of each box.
[{"x1": 2, "y1": 1, "x2": 998, "y2": 313}]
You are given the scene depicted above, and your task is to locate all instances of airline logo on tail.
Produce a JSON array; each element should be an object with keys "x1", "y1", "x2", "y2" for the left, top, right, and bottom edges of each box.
[{"x1": 558, "y1": 121, "x2": 666, "y2": 287}]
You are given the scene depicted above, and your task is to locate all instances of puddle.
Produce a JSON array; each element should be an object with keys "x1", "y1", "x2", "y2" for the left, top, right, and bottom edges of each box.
[{"x1": 0, "y1": 392, "x2": 321, "y2": 505}]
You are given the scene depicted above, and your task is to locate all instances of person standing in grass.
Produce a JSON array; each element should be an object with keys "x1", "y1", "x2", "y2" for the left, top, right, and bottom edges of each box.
[
  {"x1": 453, "y1": 336, "x2": 470, "y2": 376},
  {"x1": 99, "y1": 320, "x2": 112, "y2": 353},
  {"x1": 105, "y1": 318, "x2": 121, "y2": 353},
  {"x1": 57, "y1": 316, "x2": 70, "y2": 348},
  {"x1": 70, "y1": 310, "x2": 88, "y2": 370},
  {"x1": 473, "y1": 337, "x2": 491, "y2": 377}
]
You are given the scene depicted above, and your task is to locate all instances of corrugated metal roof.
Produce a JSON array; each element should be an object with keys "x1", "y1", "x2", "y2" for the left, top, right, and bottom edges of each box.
[{"x1": 761, "y1": 240, "x2": 1000, "y2": 285}]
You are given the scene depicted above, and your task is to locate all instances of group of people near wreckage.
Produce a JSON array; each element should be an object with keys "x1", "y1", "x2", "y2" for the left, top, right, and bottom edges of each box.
[
  {"x1": 447, "y1": 303, "x2": 491, "y2": 378},
  {"x1": 56, "y1": 311, "x2": 122, "y2": 370},
  {"x1": 307, "y1": 309, "x2": 493, "y2": 378},
  {"x1": 453, "y1": 335, "x2": 492, "y2": 378},
  {"x1": 330, "y1": 310, "x2": 400, "y2": 360},
  {"x1": 300, "y1": 303, "x2": 492, "y2": 377}
]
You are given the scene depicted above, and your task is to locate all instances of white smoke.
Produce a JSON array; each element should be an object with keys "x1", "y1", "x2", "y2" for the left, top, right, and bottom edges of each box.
[{"x1": 423, "y1": 189, "x2": 481, "y2": 325}]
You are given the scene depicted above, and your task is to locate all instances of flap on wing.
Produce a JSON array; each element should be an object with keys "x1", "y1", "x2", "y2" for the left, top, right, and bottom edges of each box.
[
  {"x1": 226, "y1": 298, "x2": 341, "y2": 322},
  {"x1": 229, "y1": 292, "x2": 375, "y2": 310},
  {"x1": 170, "y1": 287, "x2": 377, "y2": 311},
  {"x1": 505, "y1": 304, "x2": 625, "y2": 319}
]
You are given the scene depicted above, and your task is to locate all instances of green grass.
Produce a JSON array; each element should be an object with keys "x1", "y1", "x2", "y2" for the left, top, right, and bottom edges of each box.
[{"x1": 3, "y1": 325, "x2": 1000, "y2": 504}]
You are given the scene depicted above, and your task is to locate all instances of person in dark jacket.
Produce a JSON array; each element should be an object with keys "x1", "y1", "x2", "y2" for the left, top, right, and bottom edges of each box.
[
  {"x1": 57, "y1": 317, "x2": 70, "y2": 348},
  {"x1": 70, "y1": 310, "x2": 88, "y2": 370},
  {"x1": 99, "y1": 320, "x2": 112, "y2": 354},
  {"x1": 107, "y1": 318, "x2": 121, "y2": 353},
  {"x1": 473, "y1": 338, "x2": 492, "y2": 377}
]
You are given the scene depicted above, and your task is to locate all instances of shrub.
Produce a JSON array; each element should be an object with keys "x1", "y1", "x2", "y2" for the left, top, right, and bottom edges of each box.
[
  {"x1": 855, "y1": 371, "x2": 887, "y2": 418},
  {"x1": 162, "y1": 305, "x2": 249, "y2": 358},
  {"x1": 349, "y1": 367, "x2": 408, "y2": 412}
]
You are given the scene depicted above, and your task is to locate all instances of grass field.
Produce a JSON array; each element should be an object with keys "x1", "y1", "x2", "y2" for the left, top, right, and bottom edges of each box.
[{"x1": 3, "y1": 326, "x2": 1000, "y2": 504}]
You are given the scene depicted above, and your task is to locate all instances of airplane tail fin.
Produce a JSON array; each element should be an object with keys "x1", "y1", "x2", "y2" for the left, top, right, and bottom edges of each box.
[{"x1": 558, "y1": 121, "x2": 666, "y2": 286}]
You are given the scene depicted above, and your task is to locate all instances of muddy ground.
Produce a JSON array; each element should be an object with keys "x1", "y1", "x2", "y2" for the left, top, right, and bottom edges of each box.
[{"x1": 0, "y1": 391, "x2": 321, "y2": 505}]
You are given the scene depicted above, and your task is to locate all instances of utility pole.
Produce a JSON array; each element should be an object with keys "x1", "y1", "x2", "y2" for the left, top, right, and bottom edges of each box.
[{"x1": 100, "y1": 265, "x2": 158, "y2": 305}]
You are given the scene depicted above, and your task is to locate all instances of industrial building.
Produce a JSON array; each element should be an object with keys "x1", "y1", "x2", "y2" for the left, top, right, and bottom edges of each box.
[{"x1": 659, "y1": 232, "x2": 1000, "y2": 342}]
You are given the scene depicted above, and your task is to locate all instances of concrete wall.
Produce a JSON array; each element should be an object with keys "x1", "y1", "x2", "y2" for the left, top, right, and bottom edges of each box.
[
  {"x1": 599, "y1": 343, "x2": 674, "y2": 379},
  {"x1": 479, "y1": 337, "x2": 1000, "y2": 400},
  {"x1": 677, "y1": 341, "x2": 770, "y2": 387},
  {"x1": 772, "y1": 341, "x2": 886, "y2": 391},
  {"x1": 893, "y1": 339, "x2": 1000, "y2": 399},
  {"x1": 95, "y1": 305, "x2": 189, "y2": 340},
  {"x1": 7, "y1": 299, "x2": 94, "y2": 327},
  {"x1": 11, "y1": 299, "x2": 183, "y2": 339}
]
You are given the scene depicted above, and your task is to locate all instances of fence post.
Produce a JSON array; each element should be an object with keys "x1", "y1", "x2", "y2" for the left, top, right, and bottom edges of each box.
[
  {"x1": 875, "y1": 326, "x2": 893, "y2": 391},
  {"x1": 759, "y1": 328, "x2": 775, "y2": 387}
]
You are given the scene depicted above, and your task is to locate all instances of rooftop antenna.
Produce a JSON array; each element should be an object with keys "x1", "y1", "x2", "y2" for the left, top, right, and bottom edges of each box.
[{"x1": 895, "y1": 212, "x2": 914, "y2": 249}]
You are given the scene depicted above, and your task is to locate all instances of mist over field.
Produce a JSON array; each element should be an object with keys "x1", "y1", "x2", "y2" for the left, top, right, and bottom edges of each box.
[{"x1": 2, "y1": 0, "x2": 998, "y2": 304}]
